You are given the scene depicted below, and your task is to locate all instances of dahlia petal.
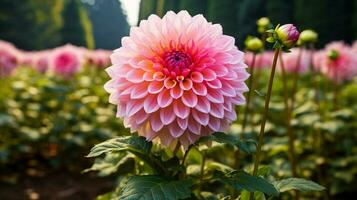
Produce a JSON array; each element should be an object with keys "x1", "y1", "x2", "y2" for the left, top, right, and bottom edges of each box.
[
  {"x1": 181, "y1": 91, "x2": 198, "y2": 108},
  {"x1": 192, "y1": 82, "x2": 207, "y2": 96},
  {"x1": 144, "y1": 95, "x2": 160, "y2": 113},
  {"x1": 143, "y1": 71, "x2": 154, "y2": 81},
  {"x1": 109, "y1": 92, "x2": 120, "y2": 104},
  {"x1": 160, "y1": 105, "x2": 175, "y2": 125},
  {"x1": 208, "y1": 117, "x2": 221, "y2": 132},
  {"x1": 210, "y1": 103, "x2": 224, "y2": 118},
  {"x1": 126, "y1": 69, "x2": 145, "y2": 83},
  {"x1": 188, "y1": 116, "x2": 201, "y2": 135},
  {"x1": 170, "y1": 85, "x2": 183, "y2": 99},
  {"x1": 135, "y1": 110, "x2": 149, "y2": 124},
  {"x1": 104, "y1": 79, "x2": 119, "y2": 93},
  {"x1": 231, "y1": 93, "x2": 246, "y2": 105},
  {"x1": 148, "y1": 81, "x2": 164, "y2": 94},
  {"x1": 126, "y1": 100, "x2": 143, "y2": 117},
  {"x1": 225, "y1": 110, "x2": 237, "y2": 121},
  {"x1": 150, "y1": 113, "x2": 164, "y2": 132},
  {"x1": 220, "y1": 83, "x2": 236, "y2": 97},
  {"x1": 116, "y1": 104, "x2": 126, "y2": 117},
  {"x1": 153, "y1": 71, "x2": 165, "y2": 81},
  {"x1": 196, "y1": 96, "x2": 210, "y2": 113},
  {"x1": 164, "y1": 78, "x2": 177, "y2": 89},
  {"x1": 207, "y1": 89, "x2": 224, "y2": 103},
  {"x1": 179, "y1": 79, "x2": 193, "y2": 90},
  {"x1": 169, "y1": 121, "x2": 185, "y2": 138},
  {"x1": 192, "y1": 109, "x2": 209, "y2": 126},
  {"x1": 177, "y1": 118, "x2": 188, "y2": 130},
  {"x1": 173, "y1": 100, "x2": 190, "y2": 119},
  {"x1": 190, "y1": 71, "x2": 203, "y2": 82},
  {"x1": 206, "y1": 79, "x2": 222, "y2": 89},
  {"x1": 201, "y1": 68, "x2": 217, "y2": 81},
  {"x1": 130, "y1": 85, "x2": 149, "y2": 99},
  {"x1": 214, "y1": 52, "x2": 233, "y2": 63},
  {"x1": 157, "y1": 89, "x2": 173, "y2": 108},
  {"x1": 212, "y1": 66, "x2": 228, "y2": 77}
]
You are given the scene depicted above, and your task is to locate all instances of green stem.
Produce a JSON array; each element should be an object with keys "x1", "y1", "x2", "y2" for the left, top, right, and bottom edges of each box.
[
  {"x1": 279, "y1": 54, "x2": 299, "y2": 180},
  {"x1": 181, "y1": 145, "x2": 192, "y2": 165},
  {"x1": 241, "y1": 53, "x2": 257, "y2": 138},
  {"x1": 199, "y1": 151, "x2": 206, "y2": 191},
  {"x1": 333, "y1": 77, "x2": 339, "y2": 111},
  {"x1": 173, "y1": 141, "x2": 181, "y2": 156},
  {"x1": 249, "y1": 48, "x2": 280, "y2": 200}
]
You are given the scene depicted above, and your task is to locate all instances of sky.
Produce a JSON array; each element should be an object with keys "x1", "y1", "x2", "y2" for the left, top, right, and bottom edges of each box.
[{"x1": 120, "y1": 0, "x2": 141, "y2": 26}]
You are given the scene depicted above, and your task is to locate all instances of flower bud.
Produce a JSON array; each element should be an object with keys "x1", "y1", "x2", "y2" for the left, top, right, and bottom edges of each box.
[
  {"x1": 275, "y1": 24, "x2": 300, "y2": 49},
  {"x1": 328, "y1": 50, "x2": 339, "y2": 60},
  {"x1": 257, "y1": 17, "x2": 271, "y2": 33},
  {"x1": 245, "y1": 37, "x2": 264, "y2": 53},
  {"x1": 299, "y1": 29, "x2": 318, "y2": 45}
]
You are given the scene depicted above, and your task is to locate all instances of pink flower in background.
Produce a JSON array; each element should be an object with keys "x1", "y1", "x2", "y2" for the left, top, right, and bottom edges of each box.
[
  {"x1": 0, "y1": 40, "x2": 18, "y2": 77},
  {"x1": 319, "y1": 41, "x2": 357, "y2": 83},
  {"x1": 50, "y1": 44, "x2": 83, "y2": 77},
  {"x1": 85, "y1": 49, "x2": 112, "y2": 68},
  {"x1": 279, "y1": 48, "x2": 310, "y2": 74},
  {"x1": 104, "y1": 11, "x2": 249, "y2": 149},
  {"x1": 34, "y1": 51, "x2": 51, "y2": 74},
  {"x1": 244, "y1": 51, "x2": 273, "y2": 70},
  {"x1": 18, "y1": 51, "x2": 36, "y2": 66},
  {"x1": 312, "y1": 50, "x2": 324, "y2": 72},
  {"x1": 352, "y1": 41, "x2": 357, "y2": 53}
]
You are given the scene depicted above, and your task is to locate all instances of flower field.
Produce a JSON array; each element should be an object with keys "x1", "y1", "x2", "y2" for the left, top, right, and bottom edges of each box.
[{"x1": 1, "y1": 5, "x2": 357, "y2": 200}]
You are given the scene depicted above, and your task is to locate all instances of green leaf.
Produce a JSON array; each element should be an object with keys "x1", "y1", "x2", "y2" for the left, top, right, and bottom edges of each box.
[
  {"x1": 274, "y1": 178, "x2": 325, "y2": 193},
  {"x1": 87, "y1": 136, "x2": 152, "y2": 157},
  {"x1": 214, "y1": 171, "x2": 279, "y2": 196},
  {"x1": 240, "y1": 190, "x2": 266, "y2": 200},
  {"x1": 119, "y1": 175, "x2": 192, "y2": 200},
  {"x1": 198, "y1": 132, "x2": 256, "y2": 154},
  {"x1": 83, "y1": 153, "x2": 135, "y2": 176}
]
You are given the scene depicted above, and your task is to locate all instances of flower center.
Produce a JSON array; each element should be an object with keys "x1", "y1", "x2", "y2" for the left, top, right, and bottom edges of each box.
[{"x1": 162, "y1": 50, "x2": 192, "y2": 78}]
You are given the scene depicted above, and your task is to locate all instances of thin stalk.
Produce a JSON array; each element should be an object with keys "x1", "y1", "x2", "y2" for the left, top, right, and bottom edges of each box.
[
  {"x1": 249, "y1": 48, "x2": 280, "y2": 200},
  {"x1": 333, "y1": 77, "x2": 339, "y2": 111},
  {"x1": 199, "y1": 152, "x2": 206, "y2": 191},
  {"x1": 173, "y1": 141, "x2": 181, "y2": 156},
  {"x1": 181, "y1": 145, "x2": 192, "y2": 165},
  {"x1": 287, "y1": 47, "x2": 303, "y2": 200},
  {"x1": 279, "y1": 53, "x2": 299, "y2": 179},
  {"x1": 241, "y1": 53, "x2": 257, "y2": 138}
]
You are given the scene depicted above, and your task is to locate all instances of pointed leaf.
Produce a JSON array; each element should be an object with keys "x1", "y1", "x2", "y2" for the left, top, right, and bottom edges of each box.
[
  {"x1": 87, "y1": 136, "x2": 152, "y2": 157},
  {"x1": 119, "y1": 175, "x2": 193, "y2": 200},
  {"x1": 214, "y1": 171, "x2": 279, "y2": 196},
  {"x1": 274, "y1": 178, "x2": 325, "y2": 193}
]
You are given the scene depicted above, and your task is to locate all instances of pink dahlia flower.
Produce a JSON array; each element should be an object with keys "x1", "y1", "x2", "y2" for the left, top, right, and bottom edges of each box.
[
  {"x1": 85, "y1": 49, "x2": 112, "y2": 68},
  {"x1": 34, "y1": 51, "x2": 51, "y2": 74},
  {"x1": 352, "y1": 40, "x2": 357, "y2": 53},
  {"x1": 0, "y1": 40, "x2": 18, "y2": 77},
  {"x1": 50, "y1": 44, "x2": 83, "y2": 77},
  {"x1": 279, "y1": 48, "x2": 310, "y2": 74},
  {"x1": 319, "y1": 41, "x2": 357, "y2": 83},
  {"x1": 104, "y1": 11, "x2": 249, "y2": 149}
]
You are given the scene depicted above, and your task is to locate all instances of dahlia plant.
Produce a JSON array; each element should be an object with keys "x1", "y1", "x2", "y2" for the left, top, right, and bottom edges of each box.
[{"x1": 86, "y1": 11, "x2": 325, "y2": 200}]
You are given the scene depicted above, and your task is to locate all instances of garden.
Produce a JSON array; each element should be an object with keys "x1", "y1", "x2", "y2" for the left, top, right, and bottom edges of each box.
[{"x1": 0, "y1": 0, "x2": 357, "y2": 200}]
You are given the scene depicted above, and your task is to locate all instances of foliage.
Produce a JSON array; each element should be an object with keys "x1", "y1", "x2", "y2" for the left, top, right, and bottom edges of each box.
[
  {"x1": 0, "y1": 0, "x2": 64, "y2": 50},
  {"x1": 84, "y1": 0, "x2": 129, "y2": 49},
  {"x1": 0, "y1": 66, "x2": 126, "y2": 174},
  {"x1": 60, "y1": 0, "x2": 94, "y2": 48},
  {"x1": 139, "y1": 0, "x2": 357, "y2": 46}
]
